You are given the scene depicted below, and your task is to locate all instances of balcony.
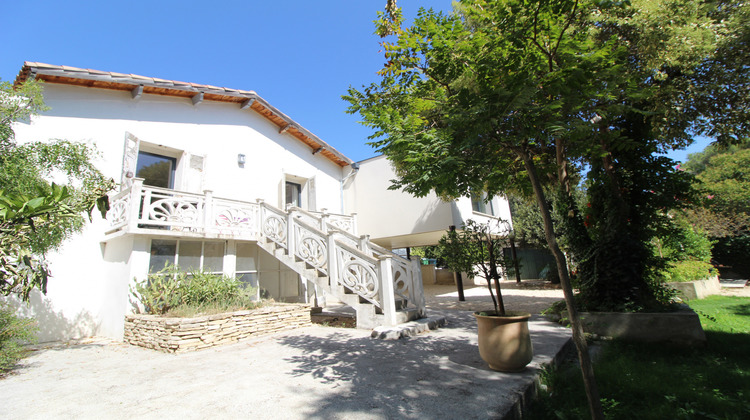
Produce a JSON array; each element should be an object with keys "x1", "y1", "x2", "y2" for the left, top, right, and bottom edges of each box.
[{"x1": 105, "y1": 178, "x2": 357, "y2": 241}]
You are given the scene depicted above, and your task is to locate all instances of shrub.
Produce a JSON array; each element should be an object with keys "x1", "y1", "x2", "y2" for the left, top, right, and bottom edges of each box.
[
  {"x1": 0, "y1": 305, "x2": 37, "y2": 373},
  {"x1": 132, "y1": 264, "x2": 258, "y2": 316},
  {"x1": 664, "y1": 260, "x2": 717, "y2": 283}
]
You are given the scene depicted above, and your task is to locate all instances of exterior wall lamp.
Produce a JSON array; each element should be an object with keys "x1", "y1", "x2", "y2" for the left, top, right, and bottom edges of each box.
[{"x1": 238, "y1": 154, "x2": 246, "y2": 166}]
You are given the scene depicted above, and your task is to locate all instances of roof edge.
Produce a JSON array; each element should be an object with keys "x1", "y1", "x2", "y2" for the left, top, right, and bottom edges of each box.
[{"x1": 14, "y1": 62, "x2": 354, "y2": 167}]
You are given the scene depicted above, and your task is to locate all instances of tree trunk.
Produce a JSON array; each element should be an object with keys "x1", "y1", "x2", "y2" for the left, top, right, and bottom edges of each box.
[
  {"x1": 509, "y1": 236, "x2": 522, "y2": 283},
  {"x1": 455, "y1": 272, "x2": 466, "y2": 302},
  {"x1": 487, "y1": 237, "x2": 505, "y2": 315},
  {"x1": 449, "y1": 225, "x2": 466, "y2": 301},
  {"x1": 517, "y1": 148, "x2": 604, "y2": 420}
]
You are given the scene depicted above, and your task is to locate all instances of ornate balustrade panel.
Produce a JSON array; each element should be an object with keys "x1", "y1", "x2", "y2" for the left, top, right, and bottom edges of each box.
[
  {"x1": 212, "y1": 198, "x2": 260, "y2": 237},
  {"x1": 333, "y1": 242, "x2": 382, "y2": 309},
  {"x1": 107, "y1": 189, "x2": 131, "y2": 232},
  {"x1": 368, "y1": 242, "x2": 421, "y2": 310},
  {"x1": 139, "y1": 188, "x2": 204, "y2": 229},
  {"x1": 332, "y1": 229, "x2": 360, "y2": 249},
  {"x1": 259, "y1": 203, "x2": 288, "y2": 249},
  {"x1": 291, "y1": 218, "x2": 329, "y2": 275},
  {"x1": 327, "y1": 214, "x2": 355, "y2": 235},
  {"x1": 390, "y1": 257, "x2": 418, "y2": 310},
  {"x1": 291, "y1": 209, "x2": 323, "y2": 231}
]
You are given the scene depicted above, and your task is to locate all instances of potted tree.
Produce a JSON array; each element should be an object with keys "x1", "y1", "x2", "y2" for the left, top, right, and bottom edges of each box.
[{"x1": 439, "y1": 219, "x2": 533, "y2": 372}]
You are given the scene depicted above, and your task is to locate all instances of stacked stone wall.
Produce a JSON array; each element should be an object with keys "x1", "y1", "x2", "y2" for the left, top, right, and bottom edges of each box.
[{"x1": 124, "y1": 304, "x2": 312, "y2": 353}]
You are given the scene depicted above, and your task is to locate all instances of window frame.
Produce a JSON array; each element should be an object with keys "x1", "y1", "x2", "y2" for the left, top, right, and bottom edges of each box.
[
  {"x1": 148, "y1": 239, "x2": 226, "y2": 275},
  {"x1": 471, "y1": 191, "x2": 495, "y2": 216}
]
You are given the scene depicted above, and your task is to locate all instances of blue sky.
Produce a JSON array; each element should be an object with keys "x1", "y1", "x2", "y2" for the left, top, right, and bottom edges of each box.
[{"x1": 1, "y1": 0, "x2": 710, "y2": 163}]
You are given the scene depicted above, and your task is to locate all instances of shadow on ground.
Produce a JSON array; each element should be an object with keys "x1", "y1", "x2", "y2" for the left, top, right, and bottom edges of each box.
[{"x1": 277, "y1": 311, "x2": 568, "y2": 419}]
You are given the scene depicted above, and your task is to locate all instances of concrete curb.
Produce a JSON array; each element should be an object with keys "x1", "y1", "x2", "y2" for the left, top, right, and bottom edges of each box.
[{"x1": 370, "y1": 316, "x2": 448, "y2": 339}]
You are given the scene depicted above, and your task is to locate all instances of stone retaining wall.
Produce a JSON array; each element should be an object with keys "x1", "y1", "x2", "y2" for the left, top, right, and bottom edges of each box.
[
  {"x1": 124, "y1": 304, "x2": 312, "y2": 353},
  {"x1": 668, "y1": 276, "x2": 721, "y2": 300},
  {"x1": 577, "y1": 305, "x2": 706, "y2": 346}
]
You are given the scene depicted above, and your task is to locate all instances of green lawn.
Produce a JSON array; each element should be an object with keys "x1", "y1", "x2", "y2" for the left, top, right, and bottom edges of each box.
[{"x1": 528, "y1": 295, "x2": 750, "y2": 419}]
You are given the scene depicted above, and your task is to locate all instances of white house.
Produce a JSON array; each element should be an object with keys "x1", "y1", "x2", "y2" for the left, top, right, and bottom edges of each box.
[{"x1": 6, "y1": 62, "x2": 513, "y2": 342}]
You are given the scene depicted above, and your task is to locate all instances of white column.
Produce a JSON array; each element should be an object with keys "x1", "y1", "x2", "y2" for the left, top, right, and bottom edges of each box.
[
  {"x1": 350, "y1": 213, "x2": 358, "y2": 236},
  {"x1": 326, "y1": 232, "x2": 338, "y2": 289},
  {"x1": 128, "y1": 178, "x2": 144, "y2": 232},
  {"x1": 320, "y1": 208, "x2": 329, "y2": 234},
  {"x1": 379, "y1": 255, "x2": 398, "y2": 326},
  {"x1": 359, "y1": 235, "x2": 371, "y2": 256},
  {"x1": 203, "y1": 189, "x2": 214, "y2": 234},
  {"x1": 286, "y1": 208, "x2": 296, "y2": 257},
  {"x1": 411, "y1": 255, "x2": 426, "y2": 317}
]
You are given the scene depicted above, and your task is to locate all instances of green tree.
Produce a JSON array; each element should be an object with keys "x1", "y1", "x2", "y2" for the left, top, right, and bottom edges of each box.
[
  {"x1": 346, "y1": 1, "x2": 748, "y2": 417},
  {"x1": 681, "y1": 141, "x2": 750, "y2": 276},
  {"x1": 0, "y1": 79, "x2": 112, "y2": 300},
  {"x1": 438, "y1": 219, "x2": 511, "y2": 315}
]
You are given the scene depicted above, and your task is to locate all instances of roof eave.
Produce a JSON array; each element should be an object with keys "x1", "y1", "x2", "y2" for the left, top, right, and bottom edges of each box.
[{"x1": 14, "y1": 62, "x2": 354, "y2": 167}]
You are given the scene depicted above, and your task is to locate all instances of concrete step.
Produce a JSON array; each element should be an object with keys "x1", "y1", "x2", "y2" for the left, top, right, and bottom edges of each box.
[{"x1": 371, "y1": 316, "x2": 448, "y2": 340}]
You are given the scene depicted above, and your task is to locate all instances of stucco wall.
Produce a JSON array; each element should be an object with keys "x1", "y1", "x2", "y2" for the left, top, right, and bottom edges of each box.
[
  {"x1": 8, "y1": 83, "x2": 349, "y2": 341},
  {"x1": 345, "y1": 155, "x2": 513, "y2": 248},
  {"x1": 14, "y1": 84, "x2": 346, "y2": 209}
]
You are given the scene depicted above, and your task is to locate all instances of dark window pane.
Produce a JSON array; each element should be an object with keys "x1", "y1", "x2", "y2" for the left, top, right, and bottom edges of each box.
[
  {"x1": 285, "y1": 181, "x2": 301, "y2": 207},
  {"x1": 149, "y1": 239, "x2": 176, "y2": 273},
  {"x1": 137, "y1": 151, "x2": 176, "y2": 188}
]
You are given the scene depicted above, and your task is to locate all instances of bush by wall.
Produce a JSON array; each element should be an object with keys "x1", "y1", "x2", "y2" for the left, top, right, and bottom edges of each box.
[
  {"x1": 0, "y1": 305, "x2": 37, "y2": 373},
  {"x1": 131, "y1": 264, "x2": 259, "y2": 316},
  {"x1": 664, "y1": 260, "x2": 717, "y2": 283}
]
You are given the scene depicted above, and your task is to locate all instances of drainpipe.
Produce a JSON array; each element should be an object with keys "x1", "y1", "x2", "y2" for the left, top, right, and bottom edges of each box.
[{"x1": 340, "y1": 162, "x2": 360, "y2": 214}]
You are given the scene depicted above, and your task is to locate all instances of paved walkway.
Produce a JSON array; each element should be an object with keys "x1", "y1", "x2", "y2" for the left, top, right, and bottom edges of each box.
[
  {"x1": 423, "y1": 281, "x2": 565, "y2": 314},
  {"x1": 1, "y1": 283, "x2": 571, "y2": 420},
  {"x1": 4, "y1": 282, "x2": 745, "y2": 419}
]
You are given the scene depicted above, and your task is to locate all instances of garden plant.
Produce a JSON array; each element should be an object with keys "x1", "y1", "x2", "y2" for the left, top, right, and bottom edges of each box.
[{"x1": 131, "y1": 264, "x2": 261, "y2": 317}]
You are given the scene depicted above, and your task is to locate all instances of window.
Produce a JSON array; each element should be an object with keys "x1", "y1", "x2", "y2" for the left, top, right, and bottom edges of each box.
[
  {"x1": 285, "y1": 181, "x2": 302, "y2": 208},
  {"x1": 149, "y1": 239, "x2": 225, "y2": 274},
  {"x1": 471, "y1": 191, "x2": 495, "y2": 216},
  {"x1": 137, "y1": 151, "x2": 176, "y2": 188},
  {"x1": 235, "y1": 242, "x2": 258, "y2": 287}
]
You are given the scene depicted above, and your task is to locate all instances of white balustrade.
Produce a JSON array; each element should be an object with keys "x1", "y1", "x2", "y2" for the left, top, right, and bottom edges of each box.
[{"x1": 105, "y1": 182, "x2": 425, "y2": 325}]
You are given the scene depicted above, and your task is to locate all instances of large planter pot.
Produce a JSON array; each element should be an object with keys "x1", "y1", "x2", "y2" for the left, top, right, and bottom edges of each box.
[{"x1": 473, "y1": 311, "x2": 533, "y2": 372}]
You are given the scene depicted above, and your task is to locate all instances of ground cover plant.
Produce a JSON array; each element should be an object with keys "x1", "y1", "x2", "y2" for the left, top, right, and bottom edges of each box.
[
  {"x1": 0, "y1": 305, "x2": 37, "y2": 374},
  {"x1": 528, "y1": 295, "x2": 750, "y2": 419},
  {"x1": 132, "y1": 264, "x2": 262, "y2": 317}
]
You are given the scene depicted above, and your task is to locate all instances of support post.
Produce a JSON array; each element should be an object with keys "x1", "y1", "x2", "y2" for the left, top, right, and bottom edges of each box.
[
  {"x1": 286, "y1": 208, "x2": 296, "y2": 258},
  {"x1": 326, "y1": 232, "x2": 339, "y2": 289},
  {"x1": 410, "y1": 255, "x2": 426, "y2": 316},
  {"x1": 359, "y1": 234, "x2": 371, "y2": 256},
  {"x1": 203, "y1": 189, "x2": 214, "y2": 234},
  {"x1": 350, "y1": 213, "x2": 358, "y2": 235},
  {"x1": 379, "y1": 255, "x2": 398, "y2": 326},
  {"x1": 256, "y1": 198, "x2": 265, "y2": 237},
  {"x1": 127, "y1": 178, "x2": 144, "y2": 232},
  {"x1": 320, "y1": 208, "x2": 329, "y2": 233}
]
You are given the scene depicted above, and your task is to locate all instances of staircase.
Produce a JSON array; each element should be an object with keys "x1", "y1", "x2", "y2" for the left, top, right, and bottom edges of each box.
[
  {"x1": 255, "y1": 202, "x2": 426, "y2": 329},
  {"x1": 105, "y1": 180, "x2": 426, "y2": 329}
]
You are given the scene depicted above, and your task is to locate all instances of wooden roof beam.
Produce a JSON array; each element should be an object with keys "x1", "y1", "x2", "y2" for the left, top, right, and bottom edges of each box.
[
  {"x1": 240, "y1": 98, "x2": 255, "y2": 110},
  {"x1": 312, "y1": 147, "x2": 324, "y2": 155},
  {"x1": 279, "y1": 124, "x2": 292, "y2": 134},
  {"x1": 131, "y1": 85, "x2": 143, "y2": 100},
  {"x1": 191, "y1": 92, "x2": 204, "y2": 106}
]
